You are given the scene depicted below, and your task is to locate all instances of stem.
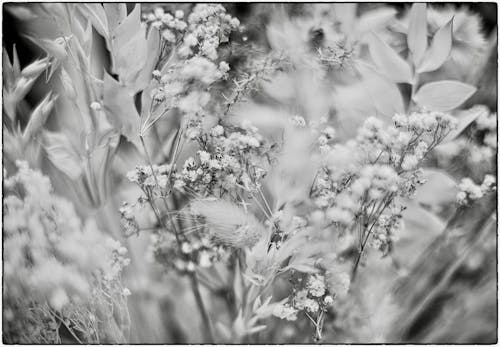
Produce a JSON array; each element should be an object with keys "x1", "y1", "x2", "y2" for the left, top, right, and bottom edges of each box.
[
  {"x1": 190, "y1": 273, "x2": 214, "y2": 343},
  {"x1": 139, "y1": 134, "x2": 214, "y2": 342}
]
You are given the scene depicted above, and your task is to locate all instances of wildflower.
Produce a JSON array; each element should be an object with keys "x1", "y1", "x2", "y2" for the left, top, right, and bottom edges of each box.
[
  {"x1": 90, "y1": 101, "x2": 101, "y2": 111},
  {"x1": 291, "y1": 115, "x2": 307, "y2": 127}
]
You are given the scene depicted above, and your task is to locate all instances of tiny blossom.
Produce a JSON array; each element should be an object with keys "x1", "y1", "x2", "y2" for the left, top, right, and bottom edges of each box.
[
  {"x1": 90, "y1": 101, "x2": 101, "y2": 111},
  {"x1": 210, "y1": 124, "x2": 224, "y2": 137},
  {"x1": 291, "y1": 115, "x2": 307, "y2": 127}
]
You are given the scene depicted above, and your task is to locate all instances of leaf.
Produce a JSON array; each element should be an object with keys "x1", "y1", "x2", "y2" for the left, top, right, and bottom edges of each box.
[
  {"x1": 357, "y1": 62, "x2": 405, "y2": 117},
  {"x1": 78, "y1": 4, "x2": 109, "y2": 41},
  {"x1": 413, "y1": 80, "x2": 477, "y2": 111},
  {"x1": 442, "y1": 105, "x2": 487, "y2": 143},
  {"x1": 356, "y1": 8, "x2": 397, "y2": 38},
  {"x1": 368, "y1": 32, "x2": 413, "y2": 84},
  {"x1": 394, "y1": 201, "x2": 445, "y2": 268},
  {"x1": 5, "y1": 5, "x2": 38, "y2": 20},
  {"x1": 413, "y1": 169, "x2": 458, "y2": 212},
  {"x1": 407, "y1": 3, "x2": 427, "y2": 65},
  {"x1": 109, "y1": 4, "x2": 147, "y2": 86},
  {"x1": 417, "y1": 18, "x2": 454, "y2": 73},
  {"x1": 103, "y1": 73, "x2": 141, "y2": 144},
  {"x1": 23, "y1": 92, "x2": 58, "y2": 142},
  {"x1": 111, "y1": 4, "x2": 141, "y2": 49},
  {"x1": 103, "y1": 3, "x2": 127, "y2": 32},
  {"x1": 132, "y1": 27, "x2": 161, "y2": 92},
  {"x1": 44, "y1": 131, "x2": 83, "y2": 180}
]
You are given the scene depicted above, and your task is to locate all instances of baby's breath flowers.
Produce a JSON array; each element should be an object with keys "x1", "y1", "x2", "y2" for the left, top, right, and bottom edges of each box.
[
  {"x1": 310, "y1": 110, "x2": 458, "y2": 275},
  {"x1": 4, "y1": 161, "x2": 130, "y2": 343},
  {"x1": 456, "y1": 175, "x2": 496, "y2": 206}
]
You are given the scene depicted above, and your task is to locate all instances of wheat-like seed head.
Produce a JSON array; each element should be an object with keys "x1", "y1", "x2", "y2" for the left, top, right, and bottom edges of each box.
[{"x1": 189, "y1": 198, "x2": 266, "y2": 248}]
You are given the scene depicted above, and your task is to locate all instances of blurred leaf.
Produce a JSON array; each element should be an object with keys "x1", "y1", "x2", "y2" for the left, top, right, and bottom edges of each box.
[
  {"x1": 368, "y1": 32, "x2": 413, "y2": 84},
  {"x1": 394, "y1": 201, "x2": 445, "y2": 268},
  {"x1": 5, "y1": 5, "x2": 38, "y2": 20},
  {"x1": 407, "y1": 3, "x2": 427, "y2": 65},
  {"x1": 413, "y1": 80, "x2": 476, "y2": 111},
  {"x1": 78, "y1": 4, "x2": 110, "y2": 41},
  {"x1": 44, "y1": 131, "x2": 83, "y2": 180},
  {"x1": 357, "y1": 62, "x2": 405, "y2": 117},
  {"x1": 233, "y1": 261, "x2": 244, "y2": 310},
  {"x1": 442, "y1": 105, "x2": 487, "y2": 143},
  {"x1": 417, "y1": 18, "x2": 453, "y2": 73},
  {"x1": 356, "y1": 8, "x2": 397, "y2": 37},
  {"x1": 103, "y1": 73, "x2": 140, "y2": 144},
  {"x1": 413, "y1": 169, "x2": 458, "y2": 212}
]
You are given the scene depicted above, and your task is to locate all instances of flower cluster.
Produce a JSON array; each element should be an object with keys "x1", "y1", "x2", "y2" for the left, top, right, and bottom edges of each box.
[
  {"x1": 149, "y1": 225, "x2": 227, "y2": 273},
  {"x1": 4, "y1": 161, "x2": 130, "y2": 343},
  {"x1": 143, "y1": 7, "x2": 188, "y2": 42},
  {"x1": 310, "y1": 111, "x2": 457, "y2": 257},
  {"x1": 456, "y1": 175, "x2": 496, "y2": 206},
  {"x1": 273, "y1": 272, "x2": 335, "y2": 321},
  {"x1": 143, "y1": 4, "x2": 239, "y2": 59},
  {"x1": 176, "y1": 121, "x2": 274, "y2": 197},
  {"x1": 435, "y1": 106, "x2": 497, "y2": 169}
]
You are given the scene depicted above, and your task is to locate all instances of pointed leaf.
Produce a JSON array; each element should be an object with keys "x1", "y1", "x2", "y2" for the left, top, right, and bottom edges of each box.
[
  {"x1": 413, "y1": 80, "x2": 477, "y2": 111},
  {"x1": 12, "y1": 44, "x2": 21, "y2": 76},
  {"x1": 44, "y1": 131, "x2": 83, "y2": 180},
  {"x1": 103, "y1": 73, "x2": 140, "y2": 144},
  {"x1": 111, "y1": 4, "x2": 141, "y2": 51},
  {"x1": 103, "y1": 3, "x2": 127, "y2": 32},
  {"x1": 23, "y1": 92, "x2": 57, "y2": 142},
  {"x1": 132, "y1": 27, "x2": 161, "y2": 92},
  {"x1": 407, "y1": 3, "x2": 427, "y2": 65},
  {"x1": 368, "y1": 32, "x2": 413, "y2": 83},
  {"x1": 417, "y1": 17, "x2": 453, "y2": 73},
  {"x1": 357, "y1": 62, "x2": 405, "y2": 117},
  {"x1": 442, "y1": 106, "x2": 488, "y2": 143},
  {"x1": 78, "y1": 4, "x2": 109, "y2": 41}
]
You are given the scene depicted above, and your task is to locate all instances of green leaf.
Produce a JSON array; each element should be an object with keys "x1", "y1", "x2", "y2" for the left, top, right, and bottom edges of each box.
[
  {"x1": 44, "y1": 131, "x2": 83, "y2": 180},
  {"x1": 407, "y1": 3, "x2": 427, "y2": 65},
  {"x1": 77, "y1": 4, "x2": 109, "y2": 41},
  {"x1": 413, "y1": 80, "x2": 477, "y2": 111},
  {"x1": 368, "y1": 32, "x2": 413, "y2": 84},
  {"x1": 103, "y1": 73, "x2": 140, "y2": 144},
  {"x1": 417, "y1": 17, "x2": 453, "y2": 73}
]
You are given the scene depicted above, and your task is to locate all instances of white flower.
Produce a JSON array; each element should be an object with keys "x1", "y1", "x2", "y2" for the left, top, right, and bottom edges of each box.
[
  {"x1": 198, "y1": 150, "x2": 211, "y2": 163},
  {"x1": 90, "y1": 101, "x2": 101, "y2": 111},
  {"x1": 401, "y1": 155, "x2": 418, "y2": 171},
  {"x1": 210, "y1": 125, "x2": 224, "y2": 137},
  {"x1": 291, "y1": 115, "x2": 306, "y2": 127}
]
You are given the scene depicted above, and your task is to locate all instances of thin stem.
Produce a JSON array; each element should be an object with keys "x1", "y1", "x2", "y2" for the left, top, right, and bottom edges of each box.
[
  {"x1": 190, "y1": 273, "x2": 215, "y2": 342},
  {"x1": 139, "y1": 133, "x2": 214, "y2": 342}
]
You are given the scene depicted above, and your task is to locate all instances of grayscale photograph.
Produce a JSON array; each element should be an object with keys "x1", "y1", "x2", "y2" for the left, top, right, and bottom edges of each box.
[{"x1": 2, "y1": 2, "x2": 498, "y2": 344}]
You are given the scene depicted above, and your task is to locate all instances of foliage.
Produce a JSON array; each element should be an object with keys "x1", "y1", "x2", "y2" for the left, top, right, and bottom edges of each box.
[{"x1": 2, "y1": 2, "x2": 497, "y2": 343}]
